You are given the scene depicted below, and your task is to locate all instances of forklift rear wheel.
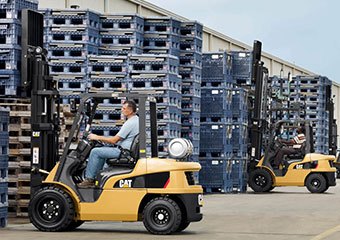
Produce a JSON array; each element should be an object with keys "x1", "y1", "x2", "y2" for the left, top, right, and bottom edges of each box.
[
  {"x1": 28, "y1": 186, "x2": 75, "y2": 231},
  {"x1": 143, "y1": 197, "x2": 182, "y2": 235},
  {"x1": 305, "y1": 173, "x2": 328, "y2": 193},
  {"x1": 248, "y1": 168, "x2": 273, "y2": 192}
]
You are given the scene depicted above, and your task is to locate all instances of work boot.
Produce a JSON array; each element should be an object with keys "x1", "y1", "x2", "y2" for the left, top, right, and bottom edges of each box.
[{"x1": 77, "y1": 178, "x2": 95, "y2": 188}]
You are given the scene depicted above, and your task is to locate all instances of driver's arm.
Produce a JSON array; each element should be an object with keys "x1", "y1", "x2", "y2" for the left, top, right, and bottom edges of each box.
[
  {"x1": 88, "y1": 133, "x2": 122, "y2": 145},
  {"x1": 279, "y1": 138, "x2": 294, "y2": 145}
]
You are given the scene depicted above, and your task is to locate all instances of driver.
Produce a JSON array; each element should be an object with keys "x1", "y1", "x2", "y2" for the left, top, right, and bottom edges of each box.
[
  {"x1": 273, "y1": 127, "x2": 306, "y2": 168},
  {"x1": 77, "y1": 100, "x2": 139, "y2": 188}
]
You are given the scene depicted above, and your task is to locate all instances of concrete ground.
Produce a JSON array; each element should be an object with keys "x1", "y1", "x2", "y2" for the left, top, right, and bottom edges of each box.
[{"x1": 2, "y1": 183, "x2": 340, "y2": 240}]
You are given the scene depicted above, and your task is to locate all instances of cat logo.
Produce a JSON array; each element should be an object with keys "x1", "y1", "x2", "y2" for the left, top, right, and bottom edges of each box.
[{"x1": 119, "y1": 179, "x2": 132, "y2": 188}]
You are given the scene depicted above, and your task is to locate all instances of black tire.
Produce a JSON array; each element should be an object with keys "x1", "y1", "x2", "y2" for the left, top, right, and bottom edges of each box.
[
  {"x1": 143, "y1": 197, "x2": 182, "y2": 235},
  {"x1": 28, "y1": 186, "x2": 75, "y2": 232},
  {"x1": 248, "y1": 168, "x2": 273, "y2": 193},
  {"x1": 305, "y1": 173, "x2": 328, "y2": 193},
  {"x1": 176, "y1": 220, "x2": 190, "y2": 232},
  {"x1": 65, "y1": 220, "x2": 84, "y2": 231}
]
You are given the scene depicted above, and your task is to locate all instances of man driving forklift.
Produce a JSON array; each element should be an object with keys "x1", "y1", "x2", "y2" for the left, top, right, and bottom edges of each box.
[
  {"x1": 78, "y1": 100, "x2": 139, "y2": 188},
  {"x1": 273, "y1": 127, "x2": 306, "y2": 168}
]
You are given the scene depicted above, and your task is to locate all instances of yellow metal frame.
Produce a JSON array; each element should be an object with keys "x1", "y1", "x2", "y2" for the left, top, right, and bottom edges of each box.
[
  {"x1": 43, "y1": 158, "x2": 203, "y2": 221},
  {"x1": 257, "y1": 153, "x2": 336, "y2": 186}
]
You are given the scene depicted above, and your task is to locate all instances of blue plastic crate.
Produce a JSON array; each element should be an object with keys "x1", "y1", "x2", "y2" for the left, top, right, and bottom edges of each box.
[
  {"x1": 199, "y1": 158, "x2": 233, "y2": 192},
  {"x1": 0, "y1": 206, "x2": 7, "y2": 228},
  {"x1": 181, "y1": 125, "x2": 200, "y2": 141},
  {"x1": 45, "y1": 27, "x2": 99, "y2": 46},
  {"x1": 143, "y1": 35, "x2": 180, "y2": 56},
  {"x1": 180, "y1": 37, "x2": 202, "y2": 52},
  {"x1": 99, "y1": 46, "x2": 143, "y2": 55},
  {"x1": 128, "y1": 74, "x2": 181, "y2": 92},
  {"x1": 49, "y1": 60, "x2": 88, "y2": 75},
  {"x1": 100, "y1": 31, "x2": 143, "y2": 48},
  {"x1": 0, "y1": 159, "x2": 8, "y2": 182},
  {"x1": 0, "y1": 182, "x2": 8, "y2": 207},
  {"x1": 88, "y1": 55, "x2": 128, "y2": 74},
  {"x1": 182, "y1": 95, "x2": 200, "y2": 112},
  {"x1": 0, "y1": 22, "x2": 21, "y2": 45},
  {"x1": 129, "y1": 54, "x2": 179, "y2": 74},
  {"x1": 46, "y1": 42, "x2": 99, "y2": 58},
  {"x1": 100, "y1": 14, "x2": 144, "y2": 32},
  {"x1": 181, "y1": 111, "x2": 200, "y2": 127},
  {"x1": 182, "y1": 81, "x2": 200, "y2": 97},
  {"x1": 144, "y1": 17, "x2": 181, "y2": 35},
  {"x1": 230, "y1": 159, "x2": 247, "y2": 192},
  {"x1": 0, "y1": 47, "x2": 21, "y2": 71},
  {"x1": 0, "y1": 0, "x2": 38, "y2": 20},
  {"x1": 230, "y1": 51, "x2": 252, "y2": 79},
  {"x1": 201, "y1": 88, "x2": 232, "y2": 117},
  {"x1": 200, "y1": 123, "x2": 233, "y2": 152},
  {"x1": 44, "y1": 9, "x2": 100, "y2": 29},
  {"x1": 202, "y1": 52, "x2": 232, "y2": 79},
  {"x1": 180, "y1": 21, "x2": 203, "y2": 39},
  {"x1": 179, "y1": 65, "x2": 201, "y2": 83},
  {"x1": 179, "y1": 51, "x2": 202, "y2": 67}
]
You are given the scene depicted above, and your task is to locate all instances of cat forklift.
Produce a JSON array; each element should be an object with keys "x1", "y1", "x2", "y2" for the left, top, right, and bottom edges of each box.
[
  {"x1": 248, "y1": 41, "x2": 336, "y2": 193},
  {"x1": 21, "y1": 10, "x2": 203, "y2": 235},
  {"x1": 248, "y1": 120, "x2": 336, "y2": 193}
]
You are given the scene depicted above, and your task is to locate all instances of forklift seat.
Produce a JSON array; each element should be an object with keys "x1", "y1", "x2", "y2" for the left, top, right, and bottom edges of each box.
[{"x1": 106, "y1": 134, "x2": 140, "y2": 168}]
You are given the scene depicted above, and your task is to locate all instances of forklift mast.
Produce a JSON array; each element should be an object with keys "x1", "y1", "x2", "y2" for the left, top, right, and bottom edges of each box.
[
  {"x1": 326, "y1": 85, "x2": 337, "y2": 155},
  {"x1": 249, "y1": 40, "x2": 268, "y2": 171},
  {"x1": 21, "y1": 10, "x2": 60, "y2": 195}
]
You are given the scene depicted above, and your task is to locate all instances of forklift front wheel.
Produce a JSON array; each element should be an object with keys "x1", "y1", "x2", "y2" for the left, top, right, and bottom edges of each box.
[
  {"x1": 142, "y1": 197, "x2": 182, "y2": 235},
  {"x1": 248, "y1": 168, "x2": 273, "y2": 193},
  {"x1": 28, "y1": 186, "x2": 75, "y2": 232},
  {"x1": 305, "y1": 173, "x2": 328, "y2": 193}
]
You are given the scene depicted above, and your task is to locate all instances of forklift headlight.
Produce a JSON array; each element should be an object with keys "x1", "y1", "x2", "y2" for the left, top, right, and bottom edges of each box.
[
  {"x1": 198, "y1": 194, "x2": 204, "y2": 206},
  {"x1": 168, "y1": 138, "x2": 193, "y2": 159}
]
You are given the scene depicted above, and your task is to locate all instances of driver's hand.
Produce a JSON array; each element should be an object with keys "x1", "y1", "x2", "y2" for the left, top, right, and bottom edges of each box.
[{"x1": 88, "y1": 133, "x2": 99, "y2": 141}]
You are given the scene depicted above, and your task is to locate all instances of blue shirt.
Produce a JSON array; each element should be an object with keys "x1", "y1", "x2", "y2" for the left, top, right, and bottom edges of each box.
[{"x1": 116, "y1": 115, "x2": 139, "y2": 149}]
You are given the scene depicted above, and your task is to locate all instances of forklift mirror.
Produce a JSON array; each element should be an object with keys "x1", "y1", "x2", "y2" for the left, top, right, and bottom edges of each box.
[{"x1": 70, "y1": 99, "x2": 77, "y2": 113}]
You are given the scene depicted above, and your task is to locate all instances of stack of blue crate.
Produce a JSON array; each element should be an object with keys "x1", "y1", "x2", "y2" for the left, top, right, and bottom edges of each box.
[
  {"x1": 143, "y1": 17, "x2": 181, "y2": 56},
  {"x1": 128, "y1": 54, "x2": 182, "y2": 156},
  {"x1": 230, "y1": 51, "x2": 252, "y2": 85},
  {"x1": 295, "y1": 75, "x2": 331, "y2": 154},
  {"x1": 231, "y1": 88, "x2": 248, "y2": 191},
  {"x1": 99, "y1": 14, "x2": 144, "y2": 55},
  {"x1": 0, "y1": 0, "x2": 38, "y2": 96},
  {"x1": 42, "y1": 9, "x2": 101, "y2": 103},
  {"x1": 0, "y1": 109, "x2": 9, "y2": 227},
  {"x1": 87, "y1": 54, "x2": 129, "y2": 135},
  {"x1": 179, "y1": 21, "x2": 203, "y2": 162},
  {"x1": 270, "y1": 75, "x2": 332, "y2": 154},
  {"x1": 200, "y1": 56, "x2": 233, "y2": 191}
]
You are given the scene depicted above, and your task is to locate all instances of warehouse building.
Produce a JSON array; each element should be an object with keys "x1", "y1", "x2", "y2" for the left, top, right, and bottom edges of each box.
[{"x1": 38, "y1": 0, "x2": 340, "y2": 147}]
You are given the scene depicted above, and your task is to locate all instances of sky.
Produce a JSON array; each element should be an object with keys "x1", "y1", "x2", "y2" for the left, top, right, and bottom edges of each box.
[{"x1": 146, "y1": 0, "x2": 340, "y2": 82}]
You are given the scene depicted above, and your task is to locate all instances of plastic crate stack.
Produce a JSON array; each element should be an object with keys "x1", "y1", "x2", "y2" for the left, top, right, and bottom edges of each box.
[
  {"x1": 0, "y1": 0, "x2": 38, "y2": 96},
  {"x1": 270, "y1": 75, "x2": 332, "y2": 154},
  {"x1": 99, "y1": 14, "x2": 144, "y2": 55},
  {"x1": 128, "y1": 54, "x2": 181, "y2": 156},
  {"x1": 230, "y1": 88, "x2": 248, "y2": 191},
  {"x1": 0, "y1": 108, "x2": 8, "y2": 227},
  {"x1": 200, "y1": 52, "x2": 232, "y2": 191},
  {"x1": 230, "y1": 51, "x2": 252, "y2": 85},
  {"x1": 179, "y1": 21, "x2": 203, "y2": 162},
  {"x1": 42, "y1": 9, "x2": 101, "y2": 103},
  {"x1": 143, "y1": 17, "x2": 181, "y2": 56}
]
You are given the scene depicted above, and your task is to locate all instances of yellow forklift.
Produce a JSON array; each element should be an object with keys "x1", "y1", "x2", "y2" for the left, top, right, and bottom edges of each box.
[
  {"x1": 247, "y1": 41, "x2": 336, "y2": 193},
  {"x1": 21, "y1": 10, "x2": 203, "y2": 235},
  {"x1": 248, "y1": 120, "x2": 336, "y2": 193}
]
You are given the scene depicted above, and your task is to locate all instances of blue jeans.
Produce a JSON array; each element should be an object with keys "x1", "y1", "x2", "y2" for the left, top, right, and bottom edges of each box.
[{"x1": 85, "y1": 147, "x2": 121, "y2": 179}]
